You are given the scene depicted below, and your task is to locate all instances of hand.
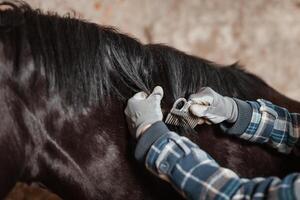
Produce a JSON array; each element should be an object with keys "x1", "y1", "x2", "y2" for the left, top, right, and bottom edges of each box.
[
  {"x1": 188, "y1": 87, "x2": 238, "y2": 124},
  {"x1": 124, "y1": 86, "x2": 164, "y2": 139}
]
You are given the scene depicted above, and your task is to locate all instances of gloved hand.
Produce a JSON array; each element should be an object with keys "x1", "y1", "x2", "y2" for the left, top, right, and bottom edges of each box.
[
  {"x1": 188, "y1": 87, "x2": 238, "y2": 124},
  {"x1": 124, "y1": 86, "x2": 164, "y2": 139}
]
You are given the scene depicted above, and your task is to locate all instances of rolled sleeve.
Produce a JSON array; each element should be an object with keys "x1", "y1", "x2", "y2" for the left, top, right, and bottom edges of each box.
[
  {"x1": 220, "y1": 98, "x2": 253, "y2": 135},
  {"x1": 135, "y1": 121, "x2": 170, "y2": 162}
]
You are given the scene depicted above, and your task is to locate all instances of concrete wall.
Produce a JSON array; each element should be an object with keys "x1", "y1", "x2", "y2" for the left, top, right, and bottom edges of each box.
[{"x1": 6, "y1": 0, "x2": 300, "y2": 199}]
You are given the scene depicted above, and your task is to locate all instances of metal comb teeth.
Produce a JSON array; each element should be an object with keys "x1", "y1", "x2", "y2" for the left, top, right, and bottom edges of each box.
[{"x1": 165, "y1": 98, "x2": 205, "y2": 129}]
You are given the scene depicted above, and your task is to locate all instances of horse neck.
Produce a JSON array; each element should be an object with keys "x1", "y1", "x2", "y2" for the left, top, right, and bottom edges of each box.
[
  {"x1": 0, "y1": 46, "x2": 96, "y2": 198},
  {"x1": 257, "y1": 84, "x2": 300, "y2": 113}
]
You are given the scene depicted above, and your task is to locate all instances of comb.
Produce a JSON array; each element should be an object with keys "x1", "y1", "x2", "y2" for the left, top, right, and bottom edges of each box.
[{"x1": 165, "y1": 98, "x2": 209, "y2": 129}]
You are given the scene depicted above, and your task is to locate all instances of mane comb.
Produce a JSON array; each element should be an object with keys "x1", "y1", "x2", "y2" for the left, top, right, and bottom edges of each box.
[{"x1": 165, "y1": 98, "x2": 210, "y2": 129}]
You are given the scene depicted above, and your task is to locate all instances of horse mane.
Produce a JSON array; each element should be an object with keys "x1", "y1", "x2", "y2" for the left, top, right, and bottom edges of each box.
[{"x1": 0, "y1": 0, "x2": 269, "y2": 109}]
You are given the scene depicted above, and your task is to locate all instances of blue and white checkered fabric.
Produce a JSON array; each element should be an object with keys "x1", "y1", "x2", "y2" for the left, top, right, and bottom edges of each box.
[
  {"x1": 241, "y1": 99, "x2": 300, "y2": 154},
  {"x1": 144, "y1": 99, "x2": 300, "y2": 200}
]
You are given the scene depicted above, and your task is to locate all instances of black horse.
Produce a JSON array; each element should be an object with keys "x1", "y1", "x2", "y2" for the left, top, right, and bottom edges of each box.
[{"x1": 1, "y1": 1, "x2": 300, "y2": 199}]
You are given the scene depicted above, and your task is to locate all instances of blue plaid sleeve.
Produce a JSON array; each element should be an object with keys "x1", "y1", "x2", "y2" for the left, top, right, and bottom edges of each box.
[
  {"x1": 145, "y1": 131, "x2": 300, "y2": 200},
  {"x1": 239, "y1": 99, "x2": 300, "y2": 154}
]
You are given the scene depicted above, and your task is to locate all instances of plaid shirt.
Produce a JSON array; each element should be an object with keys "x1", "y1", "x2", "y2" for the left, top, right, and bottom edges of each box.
[
  {"x1": 137, "y1": 99, "x2": 300, "y2": 200},
  {"x1": 239, "y1": 99, "x2": 300, "y2": 154}
]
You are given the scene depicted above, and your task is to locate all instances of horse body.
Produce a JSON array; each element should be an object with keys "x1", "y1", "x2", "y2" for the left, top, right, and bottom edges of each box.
[
  {"x1": 0, "y1": 51, "x2": 179, "y2": 199},
  {"x1": 1, "y1": 2, "x2": 300, "y2": 199}
]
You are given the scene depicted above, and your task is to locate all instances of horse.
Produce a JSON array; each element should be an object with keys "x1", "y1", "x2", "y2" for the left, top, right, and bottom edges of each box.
[{"x1": 1, "y1": 1, "x2": 300, "y2": 199}]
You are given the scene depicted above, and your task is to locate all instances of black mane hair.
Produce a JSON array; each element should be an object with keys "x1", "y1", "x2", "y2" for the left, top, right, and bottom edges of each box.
[{"x1": 1, "y1": 0, "x2": 269, "y2": 109}]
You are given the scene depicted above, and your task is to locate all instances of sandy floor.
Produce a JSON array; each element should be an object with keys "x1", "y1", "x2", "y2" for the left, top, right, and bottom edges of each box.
[{"x1": 5, "y1": 0, "x2": 300, "y2": 199}]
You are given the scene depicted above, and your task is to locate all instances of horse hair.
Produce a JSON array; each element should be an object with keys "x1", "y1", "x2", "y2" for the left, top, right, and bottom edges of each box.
[{"x1": 0, "y1": 0, "x2": 269, "y2": 110}]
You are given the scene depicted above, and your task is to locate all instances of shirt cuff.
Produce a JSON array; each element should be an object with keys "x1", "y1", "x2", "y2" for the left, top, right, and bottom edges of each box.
[
  {"x1": 220, "y1": 98, "x2": 253, "y2": 135},
  {"x1": 135, "y1": 121, "x2": 170, "y2": 162}
]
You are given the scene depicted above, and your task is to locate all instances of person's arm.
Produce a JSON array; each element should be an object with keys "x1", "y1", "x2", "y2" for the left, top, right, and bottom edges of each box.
[
  {"x1": 135, "y1": 122, "x2": 300, "y2": 200},
  {"x1": 221, "y1": 98, "x2": 300, "y2": 154},
  {"x1": 188, "y1": 87, "x2": 300, "y2": 154}
]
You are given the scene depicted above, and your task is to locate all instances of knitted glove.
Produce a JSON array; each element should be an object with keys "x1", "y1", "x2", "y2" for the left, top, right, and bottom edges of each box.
[
  {"x1": 188, "y1": 87, "x2": 238, "y2": 124},
  {"x1": 125, "y1": 86, "x2": 164, "y2": 139}
]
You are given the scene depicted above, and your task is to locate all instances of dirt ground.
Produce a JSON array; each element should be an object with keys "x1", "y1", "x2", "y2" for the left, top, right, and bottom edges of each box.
[{"x1": 5, "y1": 0, "x2": 300, "y2": 199}]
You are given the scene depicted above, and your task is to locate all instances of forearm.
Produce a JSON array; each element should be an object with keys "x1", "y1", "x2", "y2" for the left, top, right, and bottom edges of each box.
[
  {"x1": 221, "y1": 99, "x2": 300, "y2": 154},
  {"x1": 136, "y1": 126, "x2": 300, "y2": 200}
]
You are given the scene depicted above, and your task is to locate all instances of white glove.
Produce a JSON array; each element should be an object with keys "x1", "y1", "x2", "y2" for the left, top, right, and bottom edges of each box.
[
  {"x1": 124, "y1": 86, "x2": 164, "y2": 139},
  {"x1": 188, "y1": 87, "x2": 238, "y2": 124}
]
